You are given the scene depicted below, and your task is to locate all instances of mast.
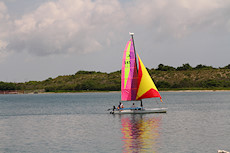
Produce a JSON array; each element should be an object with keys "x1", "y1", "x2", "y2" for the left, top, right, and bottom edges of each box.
[
  {"x1": 130, "y1": 32, "x2": 143, "y2": 107},
  {"x1": 129, "y1": 32, "x2": 138, "y2": 73}
]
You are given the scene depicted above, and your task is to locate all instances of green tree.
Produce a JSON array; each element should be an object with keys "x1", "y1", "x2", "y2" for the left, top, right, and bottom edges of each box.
[
  {"x1": 194, "y1": 64, "x2": 214, "y2": 70},
  {"x1": 157, "y1": 64, "x2": 175, "y2": 71},
  {"x1": 156, "y1": 81, "x2": 171, "y2": 88},
  {"x1": 177, "y1": 63, "x2": 193, "y2": 71},
  {"x1": 223, "y1": 64, "x2": 230, "y2": 69},
  {"x1": 202, "y1": 79, "x2": 221, "y2": 88},
  {"x1": 0, "y1": 82, "x2": 16, "y2": 90}
]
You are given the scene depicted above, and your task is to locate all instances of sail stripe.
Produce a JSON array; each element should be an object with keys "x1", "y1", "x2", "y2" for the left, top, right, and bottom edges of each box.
[
  {"x1": 137, "y1": 88, "x2": 161, "y2": 100},
  {"x1": 124, "y1": 41, "x2": 131, "y2": 88}
]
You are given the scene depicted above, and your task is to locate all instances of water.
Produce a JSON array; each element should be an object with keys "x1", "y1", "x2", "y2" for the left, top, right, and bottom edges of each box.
[{"x1": 0, "y1": 91, "x2": 230, "y2": 152}]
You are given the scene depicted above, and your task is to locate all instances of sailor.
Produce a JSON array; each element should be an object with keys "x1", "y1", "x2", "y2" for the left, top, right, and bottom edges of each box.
[
  {"x1": 120, "y1": 102, "x2": 124, "y2": 108},
  {"x1": 118, "y1": 102, "x2": 124, "y2": 110},
  {"x1": 112, "y1": 105, "x2": 116, "y2": 111},
  {"x1": 117, "y1": 103, "x2": 120, "y2": 109},
  {"x1": 131, "y1": 103, "x2": 135, "y2": 108}
]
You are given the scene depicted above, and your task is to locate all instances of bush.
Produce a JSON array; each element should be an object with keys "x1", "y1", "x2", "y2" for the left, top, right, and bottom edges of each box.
[
  {"x1": 75, "y1": 71, "x2": 97, "y2": 74},
  {"x1": 202, "y1": 79, "x2": 221, "y2": 88},
  {"x1": 177, "y1": 63, "x2": 193, "y2": 71},
  {"x1": 0, "y1": 82, "x2": 16, "y2": 90},
  {"x1": 157, "y1": 64, "x2": 176, "y2": 71},
  {"x1": 170, "y1": 78, "x2": 194, "y2": 88},
  {"x1": 156, "y1": 81, "x2": 171, "y2": 88},
  {"x1": 222, "y1": 64, "x2": 230, "y2": 69},
  {"x1": 45, "y1": 86, "x2": 57, "y2": 92},
  {"x1": 194, "y1": 64, "x2": 214, "y2": 70}
]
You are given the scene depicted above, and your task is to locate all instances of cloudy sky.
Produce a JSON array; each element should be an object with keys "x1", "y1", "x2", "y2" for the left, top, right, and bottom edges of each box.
[{"x1": 0, "y1": 0, "x2": 230, "y2": 82}]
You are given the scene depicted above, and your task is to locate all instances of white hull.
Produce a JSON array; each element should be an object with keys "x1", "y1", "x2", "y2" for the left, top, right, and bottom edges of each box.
[{"x1": 110, "y1": 108, "x2": 167, "y2": 114}]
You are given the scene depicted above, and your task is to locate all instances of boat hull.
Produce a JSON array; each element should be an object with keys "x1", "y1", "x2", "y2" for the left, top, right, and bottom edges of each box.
[{"x1": 110, "y1": 108, "x2": 167, "y2": 114}]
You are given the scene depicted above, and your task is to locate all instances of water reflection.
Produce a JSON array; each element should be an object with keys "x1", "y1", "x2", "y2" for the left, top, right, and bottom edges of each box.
[{"x1": 120, "y1": 115, "x2": 161, "y2": 153}]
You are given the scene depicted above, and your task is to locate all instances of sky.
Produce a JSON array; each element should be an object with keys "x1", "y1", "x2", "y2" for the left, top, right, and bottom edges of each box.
[{"x1": 0, "y1": 0, "x2": 230, "y2": 82}]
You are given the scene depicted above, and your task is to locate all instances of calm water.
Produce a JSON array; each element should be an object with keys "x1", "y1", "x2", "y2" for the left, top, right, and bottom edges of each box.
[{"x1": 0, "y1": 91, "x2": 230, "y2": 153}]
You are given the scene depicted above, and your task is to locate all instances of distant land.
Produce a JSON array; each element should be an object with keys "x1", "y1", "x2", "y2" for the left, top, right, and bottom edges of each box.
[{"x1": 1, "y1": 63, "x2": 230, "y2": 94}]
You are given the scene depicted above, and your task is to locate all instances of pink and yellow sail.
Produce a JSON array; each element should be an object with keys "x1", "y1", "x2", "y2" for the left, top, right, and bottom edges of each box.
[
  {"x1": 121, "y1": 38, "x2": 138, "y2": 101},
  {"x1": 121, "y1": 36, "x2": 162, "y2": 102}
]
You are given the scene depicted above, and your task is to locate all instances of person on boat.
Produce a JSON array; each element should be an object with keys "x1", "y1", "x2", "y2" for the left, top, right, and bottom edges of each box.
[
  {"x1": 118, "y1": 102, "x2": 124, "y2": 110},
  {"x1": 112, "y1": 105, "x2": 116, "y2": 111},
  {"x1": 131, "y1": 103, "x2": 135, "y2": 108},
  {"x1": 120, "y1": 102, "x2": 124, "y2": 108},
  {"x1": 121, "y1": 103, "x2": 124, "y2": 108},
  {"x1": 131, "y1": 103, "x2": 138, "y2": 110}
]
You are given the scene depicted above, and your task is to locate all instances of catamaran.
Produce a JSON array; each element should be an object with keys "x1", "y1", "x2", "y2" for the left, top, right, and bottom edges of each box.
[{"x1": 109, "y1": 33, "x2": 167, "y2": 114}]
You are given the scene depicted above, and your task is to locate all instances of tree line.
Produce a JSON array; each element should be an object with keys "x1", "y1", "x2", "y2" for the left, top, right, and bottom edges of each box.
[
  {"x1": 155, "y1": 63, "x2": 230, "y2": 71},
  {"x1": 0, "y1": 63, "x2": 230, "y2": 91}
]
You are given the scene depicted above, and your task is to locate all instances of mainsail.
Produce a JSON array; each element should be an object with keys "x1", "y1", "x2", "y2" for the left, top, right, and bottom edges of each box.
[
  {"x1": 121, "y1": 38, "x2": 138, "y2": 101},
  {"x1": 121, "y1": 36, "x2": 162, "y2": 102}
]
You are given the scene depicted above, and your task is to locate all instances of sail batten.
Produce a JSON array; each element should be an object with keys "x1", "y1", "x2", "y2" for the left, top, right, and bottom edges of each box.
[{"x1": 121, "y1": 36, "x2": 161, "y2": 102}]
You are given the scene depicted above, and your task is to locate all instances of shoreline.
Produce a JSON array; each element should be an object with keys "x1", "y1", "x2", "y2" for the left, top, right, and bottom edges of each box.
[
  {"x1": 40, "y1": 90, "x2": 230, "y2": 94},
  {"x1": 42, "y1": 90, "x2": 230, "y2": 94}
]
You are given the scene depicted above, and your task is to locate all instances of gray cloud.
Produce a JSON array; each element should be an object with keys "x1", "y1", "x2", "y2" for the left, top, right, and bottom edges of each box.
[
  {"x1": 0, "y1": 2, "x2": 11, "y2": 61},
  {"x1": 1, "y1": 0, "x2": 230, "y2": 58}
]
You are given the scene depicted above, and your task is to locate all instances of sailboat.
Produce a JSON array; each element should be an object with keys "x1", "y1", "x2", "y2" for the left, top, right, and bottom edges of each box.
[{"x1": 110, "y1": 33, "x2": 167, "y2": 114}]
